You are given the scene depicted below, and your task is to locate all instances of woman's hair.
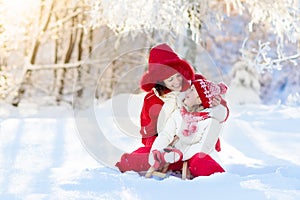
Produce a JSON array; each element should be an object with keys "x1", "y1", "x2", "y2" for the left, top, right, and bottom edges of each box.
[{"x1": 154, "y1": 81, "x2": 169, "y2": 96}]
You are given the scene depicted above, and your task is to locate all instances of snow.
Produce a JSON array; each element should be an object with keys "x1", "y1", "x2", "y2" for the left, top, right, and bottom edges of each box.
[{"x1": 1, "y1": 94, "x2": 300, "y2": 200}]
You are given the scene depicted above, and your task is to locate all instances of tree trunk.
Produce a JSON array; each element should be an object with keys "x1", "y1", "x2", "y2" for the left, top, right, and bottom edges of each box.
[
  {"x1": 76, "y1": 27, "x2": 84, "y2": 98},
  {"x1": 53, "y1": 25, "x2": 59, "y2": 99},
  {"x1": 12, "y1": 0, "x2": 54, "y2": 106},
  {"x1": 57, "y1": 15, "x2": 78, "y2": 103}
]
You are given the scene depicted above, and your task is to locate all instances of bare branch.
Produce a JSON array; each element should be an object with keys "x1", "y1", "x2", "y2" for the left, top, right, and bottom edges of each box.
[{"x1": 26, "y1": 59, "x2": 111, "y2": 70}]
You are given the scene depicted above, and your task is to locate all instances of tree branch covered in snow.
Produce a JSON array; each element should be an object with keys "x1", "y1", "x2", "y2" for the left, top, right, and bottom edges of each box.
[
  {"x1": 0, "y1": 0, "x2": 299, "y2": 105},
  {"x1": 85, "y1": 0, "x2": 185, "y2": 33},
  {"x1": 85, "y1": 0, "x2": 299, "y2": 68},
  {"x1": 240, "y1": 38, "x2": 300, "y2": 73}
]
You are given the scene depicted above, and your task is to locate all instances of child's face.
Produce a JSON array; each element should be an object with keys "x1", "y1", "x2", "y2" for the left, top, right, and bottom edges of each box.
[
  {"x1": 163, "y1": 73, "x2": 183, "y2": 92},
  {"x1": 183, "y1": 85, "x2": 201, "y2": 107}
]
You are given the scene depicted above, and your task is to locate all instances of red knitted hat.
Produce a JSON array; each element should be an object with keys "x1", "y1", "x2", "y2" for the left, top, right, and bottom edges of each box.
[
  {"x1": 140, "y1": 43, "x2": 195, "y2": 92},
  {"x1": 192, "y1": 78, "x2": 227, "y2": 108}
]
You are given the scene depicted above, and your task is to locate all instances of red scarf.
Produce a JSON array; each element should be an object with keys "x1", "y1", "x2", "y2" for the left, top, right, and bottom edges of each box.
[{"x1": 180, "y1": 107, "x2": 210, "y2": 136}]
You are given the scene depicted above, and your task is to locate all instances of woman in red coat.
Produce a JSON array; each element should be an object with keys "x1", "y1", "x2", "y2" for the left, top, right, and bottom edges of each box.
[
  {"x1": 115, "y1": 43, "x2": 195, "y2": 173},
  {"x1": 115, "y1": 43, "x2": 226, "y2": 174}
]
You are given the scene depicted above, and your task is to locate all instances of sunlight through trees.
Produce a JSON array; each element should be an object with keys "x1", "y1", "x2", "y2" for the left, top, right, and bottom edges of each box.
[{"x1": 0, "y1": 0, "x2": 299, "y2": 106}]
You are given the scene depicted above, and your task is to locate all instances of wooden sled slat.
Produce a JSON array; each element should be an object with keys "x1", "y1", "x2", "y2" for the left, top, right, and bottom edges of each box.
[{"x1": 182, "y1": 161, "x2": 188, "y2": 180}]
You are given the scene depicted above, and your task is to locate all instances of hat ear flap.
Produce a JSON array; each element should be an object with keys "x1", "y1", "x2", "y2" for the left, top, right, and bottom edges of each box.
[{"x1": 140, "y1": 72, "x2": 155, "y2": 92}]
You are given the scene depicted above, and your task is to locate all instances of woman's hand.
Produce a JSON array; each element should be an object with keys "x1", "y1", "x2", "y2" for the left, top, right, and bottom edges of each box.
[{"x1": 211, "y1": 95, "x2": 221, "y2": 107}]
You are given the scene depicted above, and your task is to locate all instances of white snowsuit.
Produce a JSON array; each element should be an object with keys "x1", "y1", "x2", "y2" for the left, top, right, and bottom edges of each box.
[{"x1": 150, "y1": 104, "x2": 227, "y2": 163}]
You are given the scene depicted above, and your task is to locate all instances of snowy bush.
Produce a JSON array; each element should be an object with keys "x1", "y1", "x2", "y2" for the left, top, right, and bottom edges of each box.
[{"x1": 226, "y1": 60, "x2": 261, "y2": 105}]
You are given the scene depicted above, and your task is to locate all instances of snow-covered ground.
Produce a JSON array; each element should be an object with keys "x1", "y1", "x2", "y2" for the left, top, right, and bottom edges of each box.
[{"x1": 1, "y1": 93, "x2": 300, "y2": 200}]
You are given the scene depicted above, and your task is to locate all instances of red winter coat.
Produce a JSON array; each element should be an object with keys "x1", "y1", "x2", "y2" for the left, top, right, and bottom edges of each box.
[{"x1": 139, "y1": 90, "x2": 164, "y2": 146}]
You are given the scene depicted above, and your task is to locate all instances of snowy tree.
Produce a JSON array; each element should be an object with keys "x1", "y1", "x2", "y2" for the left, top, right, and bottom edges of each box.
[
  {"x1": 0, "y1": 0, "x2": 39, "y2": 103},
  {"x1": 86, "y1": 1, "x2": 299, "y2": 75},
  {"x1": 226, "y1": 60, "x2": 261, "y2": 105},
  {"x1": 0, "y1": 0, "x2": 299, "y2": 106},
  {"x1": 0, "y1": 0, "x2": 100, "y2": 106}
]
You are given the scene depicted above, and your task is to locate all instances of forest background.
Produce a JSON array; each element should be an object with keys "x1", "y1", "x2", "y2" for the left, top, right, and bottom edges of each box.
[{"x1": 0, "y1": 0, "x2": 299, "y2": 108}]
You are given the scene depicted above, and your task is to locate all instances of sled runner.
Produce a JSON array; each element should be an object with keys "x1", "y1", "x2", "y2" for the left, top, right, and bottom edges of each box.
[
  {"x1": 144, "y1": 166, "x2": 169, "y2": 179},
  {"x1": 143, "y1": 135, "x2": 192, "y2": 180},
  {"x1": 144, "y1": 161, "x2": 192, "y2": 180}
]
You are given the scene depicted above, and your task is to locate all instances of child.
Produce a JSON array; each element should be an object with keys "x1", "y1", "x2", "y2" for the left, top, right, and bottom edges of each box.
[{"x1": 148, "y1": 78, "x2": 229, "y2": 177}]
